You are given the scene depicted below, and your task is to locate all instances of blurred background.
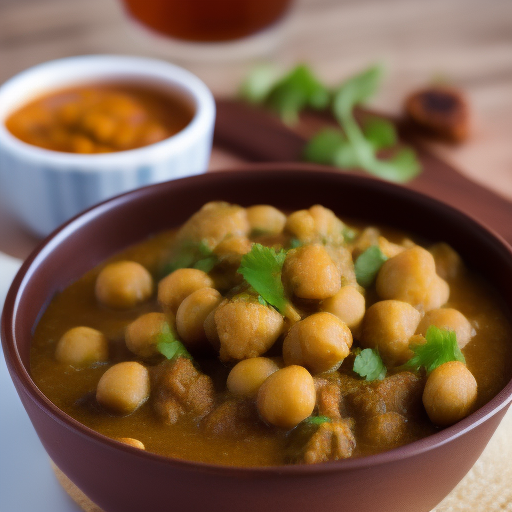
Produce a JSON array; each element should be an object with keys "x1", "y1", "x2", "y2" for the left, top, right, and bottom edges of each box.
[{"x1": 0, "y1": 0, "x2": 511, "y2": 254}]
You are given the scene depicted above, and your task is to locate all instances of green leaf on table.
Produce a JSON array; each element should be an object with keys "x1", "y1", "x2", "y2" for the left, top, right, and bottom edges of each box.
[
  {"x1": 156, "y1": 323, "x2": 192, "y2": 360},
  {"x1": 364, "y1": 117, "x2": 397, "y2": 149},
  {"x1": 353, "y1": 348, "x2": 387, "y2": 381},
  {"x1": 238, "y1": 243, "x2": 300, "y2": 321},
  {"x1": 332, "y1": 65, "x2": 384, "y2": 119},
  {"x1": 303, "y1": 128, "x2": 346, "y2": 165},
  {"x1": 400, "y1": 326, "x2": 465, "y2": 374},
  {"x1": 239, "y1": 64, "x2": 281, "y2": 104},
  {"x1": 355, "y1": 245, "x2": 388, "y2": 288},
  {"x1": 268, "y1": 64, "x2": 330, "y2": 125}
]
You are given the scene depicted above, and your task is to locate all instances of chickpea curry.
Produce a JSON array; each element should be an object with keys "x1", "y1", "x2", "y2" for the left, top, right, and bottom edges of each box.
[
  {"x1": 30, "y1": 203, "x2": 512, "y2": 466},
  {"x1": 6, "y1": 83, "x2": 194, "y2": 154}
]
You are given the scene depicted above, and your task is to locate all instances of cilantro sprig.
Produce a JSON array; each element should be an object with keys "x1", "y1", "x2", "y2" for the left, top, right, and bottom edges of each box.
[
  {"x1": 163, "y1": 239, "x2": 218, "y2": 276},
  {"x1": 238, "y1": 243, "x2": 300, "y2": 322},
  {"x1": 156, "y1": 323, "x2": 192, "y2": 360},
  {"x1": 353, "y1": 348, "x2": 387, "y2": 381},
  {"x1": 400, "y1": 326, "x2": 465, "y2": 374},
  {"x1": 303, "y1": 416, "x2": 332, "y2": 426},
  {"x1": 241, "y1": 63, "x2": 421, "y2": 183},
  {"x1": 355, "y1": 245, "x2": 388, "y2": 288}
]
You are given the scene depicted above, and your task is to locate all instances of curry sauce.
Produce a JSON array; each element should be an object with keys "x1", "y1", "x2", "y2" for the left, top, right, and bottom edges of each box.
[
  {"x1": 30, "y1": 203, "x2": 512, "y2": 466},
  {"x1": 6, "y1": 83, "x2": 194, "y2": 154}
]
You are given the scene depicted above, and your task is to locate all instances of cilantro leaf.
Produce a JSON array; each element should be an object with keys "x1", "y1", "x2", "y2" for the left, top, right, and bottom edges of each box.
[
  {"x1": 239, "y1": 64, "x2": 280, "y2": 104},
  {"x1": 364, "y1": 117, "x2": 397, "y2": 150},
  {"x1": 342, "y1": 226, "x2": 358, "y2": 244},
  {"x1": 353, "y1": 348, "x2": 387, "y2": 381},
  {"x1": 401, "y1": 326, "x2": 465, "y2": 374},
  {"x1": 163, "y1": 239, "x2": 217, "y2": 275},
  {"x1": 303, "y1": 128, "x2": 346, "y2": 165},
  {"x1": 238, "y1": 243, "x2": 300, "y2": 321},
  {"x1": 303, "y1": 416, "x2": 332, "y2": 426},
  {"x1": 193, "y1": 256, "x2": 218, "y2": 273},
  {"x1": 333, "y1": 65, "x2": 383, "y2": 118},
  {"x1": 267, "y1": 65, "x2": 330, "y2": 125},
  {"x1": 355, "y1": 245, "x2": 388, "y2": 287},
  {"x1": 156, "y1": 323, "x2": 192, "y2": 360}
]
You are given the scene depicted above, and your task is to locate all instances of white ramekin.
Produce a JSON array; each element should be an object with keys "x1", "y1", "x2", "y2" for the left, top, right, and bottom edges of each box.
[{"x1": 0, "y1": 55, "x2": 215, "y2": 237}]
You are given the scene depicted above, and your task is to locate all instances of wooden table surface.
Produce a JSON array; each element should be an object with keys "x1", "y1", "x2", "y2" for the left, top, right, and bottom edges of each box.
[{"x1": 1, "y1": 0, "x2": 511, "y2": 259}]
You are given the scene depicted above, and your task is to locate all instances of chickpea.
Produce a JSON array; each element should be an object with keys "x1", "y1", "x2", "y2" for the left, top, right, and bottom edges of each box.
[
  {"x1": 309, "y1": 205, "x2": 344, "y2": 243},
  {"x1": 429, "y1": 243, "x2": 463, "y2": 280},
  {"x1": 125, "y1": 312, "x2": 169, "y2": 359},
  {"x1": 423, "y1": 276, "x2": 450, "y2": 312},
  {"x1": 55, "y1": 326, "x2": 108, "y2": 366},
  {"x1": 213, "y1": 236, "x2": 252, "y2": 267},
  {"x1": 214, "y1": 298, "x2": 284, "y2": 362},
  {"x1": 283, "y1": 312, "x2": 353, "y2": 374},
  {"x1": 360, "y1": 300, "x2": 421, "y2": 366},
  {"x1": 320, "y1": 285, "x2": 365, "y2": 332},
  {"x1": 176, "y1": 202, "x2": 250, "y2": 248},
  {"x1": 176, "y1": 288, "x2": 223, "y2": 352},
  {"x1": 417, "y1": 308, "x2": 474, "y2": 348},
  {"x1": 96, "y1": 362, "x2": 150, "y2": 415},
  {"x1": 376, "y1": 246, "x2": 440, "y2": 310},
  {"x1": 285, "y1": 206, "x2": 344, "y2": 245},
  {"x1": 95, "y1": 261, "x2": 153, "y2": 309},
  {"x1": 246, "y1": 205, "x2": 286, "y2": 235},
  {"x1": 283, "y1": 244, "x2": 341, "y2": 300},
  {"x1": 158, "y1": 268, "x2": 214, "y2": 314},
  {"x1": 285, "y1": 210, "x2": 316, "y2": 241},
  {"x1": 257, "y1": 365, "x2": 316, "y2": 429},
  {"x1": 227, "y1": 357, "x2": 280, "y2": 397},
  {"x1": 422, "y1": 361, "x2": 477, "y2": 426},
  {"x1": 117, "y1": 437, "x2": 145, "y2": 450}
]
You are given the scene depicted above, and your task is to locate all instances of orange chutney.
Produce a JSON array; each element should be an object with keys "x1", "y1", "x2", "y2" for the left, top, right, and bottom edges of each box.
[{"x1": 5, "y1": 83, "x2": 194, "y2": 154}]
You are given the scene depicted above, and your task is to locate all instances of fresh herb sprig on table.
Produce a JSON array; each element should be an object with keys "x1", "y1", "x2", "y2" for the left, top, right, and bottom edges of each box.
[
  {"x1": 238, "y1": 243, "x2": 301, "y2": 322},
  {"x1": 400, "y1": 325, "x2": 465, "y2": 374},
  {"x1": 240, "y1": 64, "x2": 421, "y2": 183}
]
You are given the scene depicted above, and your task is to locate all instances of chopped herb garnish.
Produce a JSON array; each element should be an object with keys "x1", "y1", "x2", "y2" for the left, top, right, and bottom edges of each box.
[
  {"x1": 303, "y1": 416, "x2": 332, "y2": 426},
  {"x1": 163, "y1": 239, "x2": 217, "y2": 275},
  {"x1": 238, "y1": 243, "x2": 300, "y2": 322},
  {"x1": 342, "y1": 226, "x2": 358, "y2": 244},
  {"x1": 156, "y1": 323, "x2": 192, "y2": 360},
  {"x1": 400, "y1": 326, "x2": 465, "y2": 374},
  {"x1": 193, "y1": 256, "x2": 218, "y2": 273},
  {"x1": 353, "y1": 348, "x2": 387, "y2": 381},
  {"x1": 355, "y1": 245, "x2": 388, "y2": 288},
  {"x1": 289, "y1": 238, "x2": 303, "y2": 249}
]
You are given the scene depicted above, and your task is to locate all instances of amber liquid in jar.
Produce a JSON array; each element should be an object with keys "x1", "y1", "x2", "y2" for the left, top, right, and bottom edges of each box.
[{"x1": 121, "y1": 0, "x2": 293, "y2": 43}]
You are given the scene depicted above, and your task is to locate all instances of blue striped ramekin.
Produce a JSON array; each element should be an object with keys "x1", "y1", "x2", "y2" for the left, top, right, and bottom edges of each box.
[{"x1": 0, "y1": 55, "x2": 215, "y2": 237}]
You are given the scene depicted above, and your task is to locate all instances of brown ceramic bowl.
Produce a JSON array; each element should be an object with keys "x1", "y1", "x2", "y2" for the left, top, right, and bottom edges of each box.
[{"x1": 2, "y1": 163, "x2": 512, "y2": 512}]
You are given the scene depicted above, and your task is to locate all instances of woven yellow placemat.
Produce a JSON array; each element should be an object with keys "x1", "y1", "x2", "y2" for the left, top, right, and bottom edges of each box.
[{"x1": 52, "y1": 407, "x2": 512, "y2": 512}]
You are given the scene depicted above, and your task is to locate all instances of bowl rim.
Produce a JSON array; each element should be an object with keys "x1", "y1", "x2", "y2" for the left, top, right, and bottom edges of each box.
[
  {"x1": 0, "y1": 54, "x2": 215, "y2": 168},
  {"x1": 3, "y1": 162, "x2": 512, "y2": 476}
]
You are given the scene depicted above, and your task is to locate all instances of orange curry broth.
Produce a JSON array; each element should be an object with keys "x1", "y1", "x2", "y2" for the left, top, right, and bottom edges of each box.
[
  {"x1": 5, "y1": 83, "x2": 194, "y2": 154},
  {"x1": 30, "y1": 227, "x2": 512, "y2": 467}
]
